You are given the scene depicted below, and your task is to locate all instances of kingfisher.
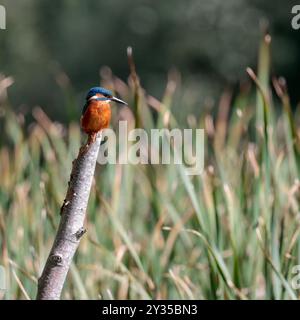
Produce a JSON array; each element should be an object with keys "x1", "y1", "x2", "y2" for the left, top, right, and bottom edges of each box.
[{"x1": 80, "y1": 87, "x2": 127, "y2": 150}]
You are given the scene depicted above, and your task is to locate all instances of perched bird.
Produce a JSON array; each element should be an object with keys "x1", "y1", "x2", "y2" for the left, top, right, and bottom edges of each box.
[{"x1": 80, "y1": 87, "x2": 127, "y2": 150}]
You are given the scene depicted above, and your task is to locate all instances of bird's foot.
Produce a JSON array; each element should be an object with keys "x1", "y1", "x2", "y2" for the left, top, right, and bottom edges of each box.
[
  {"x1": 78, "y1": 133, "x2": 97, "y2": 157},
  {"x1": 88, "y1": 132, "x2": 97, "y2": 145}
]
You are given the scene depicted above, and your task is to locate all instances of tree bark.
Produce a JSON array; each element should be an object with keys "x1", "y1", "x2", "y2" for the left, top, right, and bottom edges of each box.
[{"x1": 36, "y1": 134, "x2": 101, "y2": 300}]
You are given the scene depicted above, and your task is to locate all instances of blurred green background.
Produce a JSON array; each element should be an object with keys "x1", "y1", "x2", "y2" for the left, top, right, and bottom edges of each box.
[
  {"x1": 1, "y1": 0, "x2": 300, "y2": 122},
  {"x1": 1, "y1": 1, "x2": 300, "y2": 300}
]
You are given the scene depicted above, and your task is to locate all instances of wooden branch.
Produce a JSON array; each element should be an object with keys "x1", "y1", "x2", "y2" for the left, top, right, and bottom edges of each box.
[{"x1": 36, "y1": 133, "x2": 102, "y2": 300}]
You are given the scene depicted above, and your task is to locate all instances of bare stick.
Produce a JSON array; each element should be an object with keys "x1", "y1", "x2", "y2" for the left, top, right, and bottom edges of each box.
[{"x1": 36, "y1": 133, "x2": 102, "y2": 300}]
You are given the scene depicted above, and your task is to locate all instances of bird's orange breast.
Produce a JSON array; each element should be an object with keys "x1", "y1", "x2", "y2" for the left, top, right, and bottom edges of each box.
[{"x1": 81, "y1": 100, "x2": 111, "y2": 134}]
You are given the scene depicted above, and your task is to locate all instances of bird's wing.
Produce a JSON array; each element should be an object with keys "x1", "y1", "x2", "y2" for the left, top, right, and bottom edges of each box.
[{"x1": 81, "y1": 102, "x2": 89, "y2": 116}]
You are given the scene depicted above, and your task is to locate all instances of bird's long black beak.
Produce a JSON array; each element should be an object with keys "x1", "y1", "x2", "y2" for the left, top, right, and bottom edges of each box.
[{"x1": 111, "y1": 96, "x2": 128, "y2": 105}]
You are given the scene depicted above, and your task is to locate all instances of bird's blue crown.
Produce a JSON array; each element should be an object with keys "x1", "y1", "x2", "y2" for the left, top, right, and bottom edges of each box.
[{"x1": 86, "y1": 87, "x2": 112, "y2": 100}]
